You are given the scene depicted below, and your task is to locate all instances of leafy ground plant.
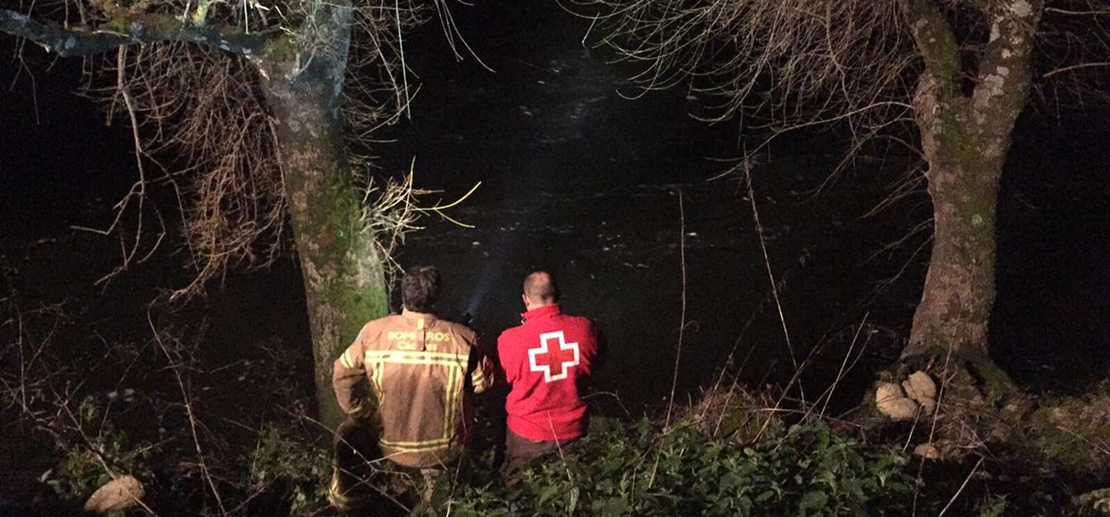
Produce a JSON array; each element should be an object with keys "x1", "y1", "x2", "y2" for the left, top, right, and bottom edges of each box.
[
  {"x1": 246, "y1": 423, "x2": 334, "y2": 516},
  {"x1": 445, "y1": 417, "x2": 914, "y2": 517},
  {"x1": 40, "y1": 398, "x2": 154, "y2": 508}
]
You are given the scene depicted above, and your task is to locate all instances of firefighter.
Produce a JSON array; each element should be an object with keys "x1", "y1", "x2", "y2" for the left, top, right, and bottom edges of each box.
[
  {"x1": 330, "y1": 266, "x2": 494, "y2": 514},
  {"x1": 496, "y1": 270, "x2": 607, "y2": 477}
]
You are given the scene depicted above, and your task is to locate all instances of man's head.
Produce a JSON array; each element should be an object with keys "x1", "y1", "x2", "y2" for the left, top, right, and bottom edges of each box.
[
  {"x1": 402, "y1": 266, "x2": 441, "y2": 313},
  {"x1": 522, "y1": 271, "x2": 559, "y2": 310}
]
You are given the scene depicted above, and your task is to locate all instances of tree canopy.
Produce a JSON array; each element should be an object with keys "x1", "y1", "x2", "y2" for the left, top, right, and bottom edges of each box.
[{"x1": 587, "y1": 0, "x2": 1110, "y2": 370}]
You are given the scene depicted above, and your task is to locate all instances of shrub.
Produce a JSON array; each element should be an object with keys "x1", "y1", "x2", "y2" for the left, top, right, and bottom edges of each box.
[
  {"x1": 447, "y1": 417, "x2": 914, "y2": 516},
  {"x1": 40, "y1": 398, "x2": 154, "y2": 506},
  {"x1": 247, "y1": 423, "x2": 333, "y2": 516}
]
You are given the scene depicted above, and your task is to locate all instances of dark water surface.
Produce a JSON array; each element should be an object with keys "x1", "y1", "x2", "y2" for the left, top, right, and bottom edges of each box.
[
  {"x1": 372, "y1": 0, "x2": 1110, "y2": 409},
  {"x1": 1, "y1": 0, "x2": 1108, "y2": 441},
  {"x1": 3, "y1": 3, "x2": 1110, "y2": 511}
]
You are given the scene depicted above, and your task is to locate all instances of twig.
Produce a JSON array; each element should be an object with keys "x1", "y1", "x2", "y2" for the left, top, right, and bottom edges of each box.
[
  {"x1": 663, "y1": 188, "x2": 688, "y2": 430},
  {"x1": 147, "y1": 309, "x2": 228, "y2": 515},
  {"x1": 1042, "y1": 61, "x2": 1110, "y2": 80},
  {"x1": 937, "y1": 456, "x2": 984, "y2": 517},
  {"x1": 743, "y1": 160, "x2": 802, "y2": 401},
  {"x1": 394, "y1": 0, "x2": 410, "y2": 119},
  {"x1": 912, "y1": 346, "x2": 954, "y2": 517},
  {"x1": 816, "y1": 312, "x2": 869, "y2": 417},
  {"x1": 651, "y1": 189, "x2": 689, "y2": 489}
]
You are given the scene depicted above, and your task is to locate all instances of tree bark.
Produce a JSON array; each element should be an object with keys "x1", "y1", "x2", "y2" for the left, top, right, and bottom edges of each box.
[
  {"x1": 902, "y1": 0, "x2": 1042, "y2": 367},
  {"x1": 906, "y1": 96, "x2": 1004, "y2": 358},
  {"x1": 1, "y1": 1, "x2": 391, "y2": 430},
  {"x1": 258, "y1": 3, "x2": 388, "y2": 430}
]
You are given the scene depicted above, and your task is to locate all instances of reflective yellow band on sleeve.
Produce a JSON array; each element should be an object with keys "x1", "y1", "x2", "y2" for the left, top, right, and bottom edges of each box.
[{"x1": 339, "y1": 352, "x2": 355, "y2": 369}]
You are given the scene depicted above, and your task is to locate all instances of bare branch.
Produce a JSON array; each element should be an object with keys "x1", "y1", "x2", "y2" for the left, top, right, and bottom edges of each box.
[
  {"x1": 900, "y1": 0, "x2": 963, "y2": 91},
  {"x1": 0, "y1": 8, "x2": 266, "y2": 57},
  {"x1": 1043, "y1": 60, "x2": 1110, "y2": 78}
]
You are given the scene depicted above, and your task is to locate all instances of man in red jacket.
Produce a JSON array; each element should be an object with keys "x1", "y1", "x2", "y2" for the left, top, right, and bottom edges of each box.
[{"x1": 496, "y1": 271, "x2": 607, "y2": 475}]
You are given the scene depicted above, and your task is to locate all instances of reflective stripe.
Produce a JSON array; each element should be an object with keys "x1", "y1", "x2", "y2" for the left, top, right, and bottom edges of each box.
[
  {"x1": 340, "y1": 349, "x2": 357, "y2": 369},
  {"x1": 368, "y1": 357, "x2": 465, "y2": 367},
  {"x1": 443, "y1": 360, "x2": 460, "y2": 441},
  {"x1": 363, "y1": 349, "x2": 467, "y2": 449},
  {"x1": 380, "y1": 436, "x2": 453, "y2": 450},
  {"x1": 328, "y1": 472, "x2": 355, "y2": 511},
  {"x1": 365, "y1": 350, "x2": 467, "y2": 361},
  {"x1": 328, "y1": 475, "x2": 347, "y2": 501},
  {"x1": 370, "y1": 358, "x2": 385, "y2": 407}
]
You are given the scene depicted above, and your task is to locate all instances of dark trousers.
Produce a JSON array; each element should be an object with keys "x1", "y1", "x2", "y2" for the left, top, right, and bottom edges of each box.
[
  {"x1": 501, "y1": 428, "x2": 579, "y2": 478},
  {"x1": 330, "y1": 418, "x2": 451, "y2": 516},
  {"x1": 329, "y1": 417, "x2": 384, "y2": 514}
]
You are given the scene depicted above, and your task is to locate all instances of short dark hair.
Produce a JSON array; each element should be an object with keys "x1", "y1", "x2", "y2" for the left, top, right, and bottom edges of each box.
[
  {"x1": 524, "y1": 271, "x2": 559, "y2": 304},
  {"x1": 402, "y1": 266, "x2": 441, "y2": 313}
]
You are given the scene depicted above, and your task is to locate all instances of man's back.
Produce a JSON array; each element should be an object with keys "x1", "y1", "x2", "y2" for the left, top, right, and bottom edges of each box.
[
  {"x1": 334, "y1": 309, "x2": 490, "y2": 468},
  {"x1": 497, "y1": 303, "x2": 605, "y2": 442}
]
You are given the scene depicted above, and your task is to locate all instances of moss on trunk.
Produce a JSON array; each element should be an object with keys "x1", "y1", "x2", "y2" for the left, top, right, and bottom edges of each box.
[
  {"x1": 900, "y1": 1, "x2": 1042, "y2": 397},
  {"x1": 258, "y1": 8, "x2": 388, "y2": 430},
  {"x1": 904, "y1": 136, "x2": 1002, "y2": 359}
]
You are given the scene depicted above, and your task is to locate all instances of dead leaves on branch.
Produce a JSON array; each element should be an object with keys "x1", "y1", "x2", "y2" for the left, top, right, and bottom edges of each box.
[
  {"x1": 18, "y1": 0, "x2": 426, "y2": 299},
  {"x1": 360, "y1": 158, "x2": 480, "y2": 280},
  {"x1": 69, "y1": 43, "x2": 287, "y2": 298}
]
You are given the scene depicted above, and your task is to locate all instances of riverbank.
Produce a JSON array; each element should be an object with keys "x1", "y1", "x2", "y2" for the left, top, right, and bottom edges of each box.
[{"x1": 4, "y1": 316, "x2": 1109, "y2": 517}]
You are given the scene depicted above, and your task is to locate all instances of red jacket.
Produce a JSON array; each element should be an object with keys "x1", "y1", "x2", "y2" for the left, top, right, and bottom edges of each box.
[{"x1": 497, "y1": 304, "x2": 606, "y2": 442}]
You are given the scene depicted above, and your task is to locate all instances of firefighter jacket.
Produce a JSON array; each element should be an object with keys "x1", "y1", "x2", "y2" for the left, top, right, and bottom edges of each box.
[
  {"x1": 497, "y1": 304, "x2": 607, "y2": 442},
  {"x1": 333, "y1": 309, "x2": 493, "y2": 468}
]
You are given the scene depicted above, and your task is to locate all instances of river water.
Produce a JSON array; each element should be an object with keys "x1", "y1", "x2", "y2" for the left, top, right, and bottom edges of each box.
[
  {"x1": 3, "y1": 2, "x2": 1110, "y2": 510},
  {"x1": 2, "y1": 0, "x2": 1108, "y2": 431},
  {"x1": 374, "y1": 0, "x2": 1110, "y2": 411}
]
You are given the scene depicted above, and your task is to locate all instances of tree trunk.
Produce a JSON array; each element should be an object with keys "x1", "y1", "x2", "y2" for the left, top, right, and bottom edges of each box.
[
  {"x1": 258, "y1": 3, "x2": 388, "y2": 430},
  {"x1": 0, "y1": 0, "x2": 390, "y2": 430},
  {"x1": 905, "y1": 105, "x2": 1004, "y2": 359},
  {"x1": 902, "y1": 0, "x2": 1041, "y2": 378}
]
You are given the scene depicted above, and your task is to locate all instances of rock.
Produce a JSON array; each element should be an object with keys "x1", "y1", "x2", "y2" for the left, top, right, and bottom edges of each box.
[
  {"x1": 913, "y1": 443, "x2": 940, "y2": 460},
  {"x1": 905, "y1": 371, "x2": 936, "y2": 399},
  {"x1": 1075, "y1": 487, "x2": 1110, "y2": 515},
  {"x1": 1001, "y1": 396, "x2": 1033, "y2": 418},
  {"x1": 875, "y1": 382, "x2": 902, "y2": 403},
  {"x1": 876, "y1": 382, "x2": 919, "y2": 420},
  {"x1": 901, "y1": 372, "x2": 938, "y2": 414},
  {"x1": 83, "y1": 475, "x2": 144, "y2": 515},
  {"x1": 916, "y1": 396, "x2": 936, "y2": 412}
]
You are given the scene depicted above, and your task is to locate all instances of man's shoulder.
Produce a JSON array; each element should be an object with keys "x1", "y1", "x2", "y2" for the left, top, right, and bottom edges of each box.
[
  {"x1": 558, "y1": 313, "x2": 601, "y2": 329},
  {"x1": 496, "y1": 325, "x2": 517, "y2": 340},
  {"x1": 358, "y1": 314, "x2": 413, "y2": 337},
  {"x1": 439, "y1": 320, "x2": 477, "y2": 340},
  {"x1": 496, "y1": 323, "x2": 529, "y2": 346},
  {"x1": 362, "y1": 314, "x2": 404, "y2": 330}
]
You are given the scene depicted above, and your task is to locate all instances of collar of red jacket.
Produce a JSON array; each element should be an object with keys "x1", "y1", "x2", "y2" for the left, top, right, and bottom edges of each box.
[
  {"x1": 521, "y1": 303, "x2": 562, "y2": 322},
  {"x1": 400, "y1": 308, "x2": 438, "y2": 328}
]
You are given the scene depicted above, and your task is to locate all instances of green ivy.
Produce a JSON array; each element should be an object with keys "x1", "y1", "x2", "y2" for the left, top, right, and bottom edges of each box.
[
  {"x1": 248, "y1": 423, "x2": 333, "y2": 516},
  {"x1": 40, "y1": 398, "x2": 154, "y2": 504},
  {"x1": 447, "y1": 418, "x2": 914, "y2": 517}
]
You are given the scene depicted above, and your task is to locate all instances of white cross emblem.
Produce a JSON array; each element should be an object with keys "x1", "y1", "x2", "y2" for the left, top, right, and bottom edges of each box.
[{"x1": 528, "y1": 331, "x2": 580, "y2": 383}]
